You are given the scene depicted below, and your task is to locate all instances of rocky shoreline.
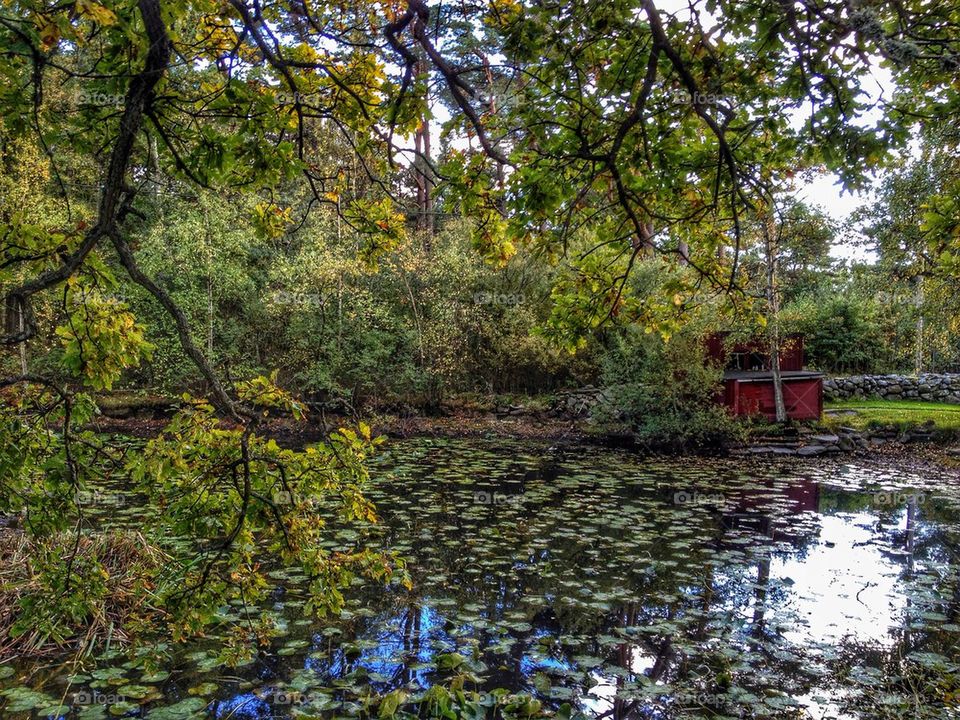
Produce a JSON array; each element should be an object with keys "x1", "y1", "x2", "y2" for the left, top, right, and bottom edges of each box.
[{"x1": 732, "y1": 423, "x2": 950, "y2": 457}]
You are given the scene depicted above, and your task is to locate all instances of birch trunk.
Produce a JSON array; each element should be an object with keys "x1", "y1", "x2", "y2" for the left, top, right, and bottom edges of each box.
[{"x1": 764, "y1": 210, "x2": 787, "y2": 423}]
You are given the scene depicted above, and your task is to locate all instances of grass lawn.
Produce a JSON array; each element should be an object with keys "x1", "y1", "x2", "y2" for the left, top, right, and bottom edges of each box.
[{"x1": 824, "y1": 399, "x2": 960, "y2": 432}]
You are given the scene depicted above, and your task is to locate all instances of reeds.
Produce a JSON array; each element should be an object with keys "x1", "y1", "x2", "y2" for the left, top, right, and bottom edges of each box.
[{"x1": 0, "y1": 527, "x2": 171, "y2": 662}]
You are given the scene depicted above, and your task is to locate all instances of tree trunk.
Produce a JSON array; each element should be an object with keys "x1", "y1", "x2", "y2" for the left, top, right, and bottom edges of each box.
[
  {"x1": 914, "y1": 276, "x2": 924, "y2": 375},
  {"x1": 147, "y1": 133, "x2": 160, "y2": 194},
  {"x1": 18, "y1": 304, "x2": 27, "y2": 374},
  {"x1": 422, "y1": 115, "x2": 433, "y2": 236},
  {"x1": 202, "y1": 204, "x2": 215, "y2": 361},
  {"x1": 764, "y1": 209, "x2": 787, "y2": 423},
  {"x1": 413, "y1": 57, "x2": 434, "y2": 243},
  {"x1": 207, "y1": 275, "x2": 214, "y2": 359}
]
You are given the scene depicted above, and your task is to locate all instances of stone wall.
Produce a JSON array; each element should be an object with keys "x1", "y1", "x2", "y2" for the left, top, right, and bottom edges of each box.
[{"x1": 824, "y1": 374, "x2": 960, "y2": 403}]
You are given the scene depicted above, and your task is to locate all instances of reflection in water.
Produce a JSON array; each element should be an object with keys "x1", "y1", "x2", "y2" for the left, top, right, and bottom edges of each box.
[
  {"x1": 3, "y1": 439, "x2": 960, "y2": 719},
  {"x1": 776, "y1": 513, "x2": 907, "y2": 648}
]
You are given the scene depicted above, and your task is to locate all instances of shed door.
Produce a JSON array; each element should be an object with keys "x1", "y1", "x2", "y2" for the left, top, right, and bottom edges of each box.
[{"x1": 784, "y1": 379, "x2": 822, "y2": 420}]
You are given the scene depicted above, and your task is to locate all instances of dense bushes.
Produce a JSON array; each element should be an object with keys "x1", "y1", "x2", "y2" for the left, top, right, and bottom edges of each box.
[
  {"x1": 116, "y1": 205, "x2": 593, "y2": 406},
  {"x1": 782, "y1": 293, "x2": 889, "y2": 374},
  {"x1": 780, "y1": 269, "x2": 960, "y2": 374},
  {"x1": 592, "y1": 328, "x2": 741, "y2": 450}
]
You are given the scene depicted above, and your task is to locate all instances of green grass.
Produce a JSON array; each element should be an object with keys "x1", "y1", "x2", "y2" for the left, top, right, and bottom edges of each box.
[{"x1": 824, "y1": 399, "x2": 960, "y2": 432}]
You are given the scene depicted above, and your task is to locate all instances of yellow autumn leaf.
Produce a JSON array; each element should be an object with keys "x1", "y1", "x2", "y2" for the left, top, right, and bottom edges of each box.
[
  {"x1": 76, "y1": 0, "x2": 117, "y2": 26},
  {"x1": 36, "y1": 16, "x2": 60, "y2": 49}
]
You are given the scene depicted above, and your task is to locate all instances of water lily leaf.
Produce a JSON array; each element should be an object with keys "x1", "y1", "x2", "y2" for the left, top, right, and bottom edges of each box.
[{"x1": 145, "y1": 697, "x2": 208, "y2": 719}]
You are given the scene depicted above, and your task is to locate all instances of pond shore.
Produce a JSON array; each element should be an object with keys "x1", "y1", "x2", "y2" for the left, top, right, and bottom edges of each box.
[
  {"x1": 86, "y1": 408, "x2": 591, "y2": 444},
  {"x1": 87, "y1": 396, "x2": 960, "y2": 469}
]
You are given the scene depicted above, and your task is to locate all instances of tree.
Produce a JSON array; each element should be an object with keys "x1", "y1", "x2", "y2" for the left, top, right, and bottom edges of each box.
[
  {"x1": 762, "y1": 207, "x2": 787, "y2": 423},
  {"x1": 2, "y1": 0, "x2": 960, "y2": 653},
  {"x1": 857, "y1": 123, "x2": 960, "y2": 373}
]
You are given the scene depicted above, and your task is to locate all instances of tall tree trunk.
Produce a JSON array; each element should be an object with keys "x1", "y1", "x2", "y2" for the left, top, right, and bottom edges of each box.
[
  {"x1": 414, "y1": 121, "x2": 425, "y2": 230},
  {"x1": 413, "y1": 118, "x2": 434, "y2": 240},
  {"x1": 202, "y1": 205, "x2": 215, "y2": 361},
  {"x1": 147, "y1": 133, "x2": 160, "y2": 195},
  {"x1": 914, "y1": 276, "x2": 924, "y2": 375},
  {"x1": 207, "y1": 276, "x2": 214, "y2": 359},
  {"x1": 764, "y1": 209, "x2": 787, "y2": 423},
  {"x1": 18, "y1": 304, "x2": 27, "y2": 374},
  {"x1": 413, "y1": 57, "x2": 434, "y2": 244},
  {"x1": 422, "y1": 115, "x2": 433, "y2": 236}
]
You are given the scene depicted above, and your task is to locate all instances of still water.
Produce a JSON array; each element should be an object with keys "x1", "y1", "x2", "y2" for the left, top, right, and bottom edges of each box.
[{"x1": 3, "y1": 438, "x2": 959, "y2": 719}]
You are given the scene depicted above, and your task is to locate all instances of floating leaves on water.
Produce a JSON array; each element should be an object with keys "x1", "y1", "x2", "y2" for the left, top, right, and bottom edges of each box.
[
  {"x1": 77, "y1": 705, "x2": 108, "y2": 720},
  {"x1": 183, "y1": 651, "x2": 220, "y2": 673},
  {"x1": 140, "y1": 671, "x2": 170, "y2": 683},
  {"x1": 91, "y1": 667, "x2": 126, "y2": 682},
  {"x1": 278, "y1": 639, "x2": 310, "y2": 656},
  {"x1": 435, "y1": 652, "x2": 467, "y2": 671},
  {"x1": 144, "y1": 697, "x2": 208, "y2": 719},
  {"x1": 39, "y1": 702, "x2": 71, "y2": 716},
  {"x1": 116, "y1": 683, "x2": 156, "y2": 700},
  {"x1": 0, "y1": 686, "x2": 55, "y2": 711},
  {"x1": 187, "y1": 682, "x2": 219, "y2": 697},
  {"x1": 108, "y1": 700, "x2": 140, "y2": 716},
  {"x1": 10, "y1": 439, "x2": 960, "y2": 718}
]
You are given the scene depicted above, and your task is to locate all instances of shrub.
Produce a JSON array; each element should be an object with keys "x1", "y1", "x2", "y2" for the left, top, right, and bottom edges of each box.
[
  {"x1": 593, "y1": 329, "x2": 741, "y2": 450},
  {"x1": 782, "y1": 294, "x2": 888, "y2": 373}
]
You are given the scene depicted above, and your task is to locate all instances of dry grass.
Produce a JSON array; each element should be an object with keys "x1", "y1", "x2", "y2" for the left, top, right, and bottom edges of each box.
[{"x1": 0, "y1": 527, "x2": 171, "y2": 662}]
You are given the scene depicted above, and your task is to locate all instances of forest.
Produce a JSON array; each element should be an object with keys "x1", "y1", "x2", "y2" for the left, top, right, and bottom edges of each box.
[{"x1": 1, "y1": 1, "x2": 960, "y2": 719}]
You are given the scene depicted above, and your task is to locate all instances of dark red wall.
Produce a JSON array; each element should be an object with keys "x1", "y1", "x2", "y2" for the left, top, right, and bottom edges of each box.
[
  {"x1": 724, "y1": 376, "x2": 823, "y2": 420},
  {"x1": 706, "y1": 333, "x2": 805, "y2": 371}
]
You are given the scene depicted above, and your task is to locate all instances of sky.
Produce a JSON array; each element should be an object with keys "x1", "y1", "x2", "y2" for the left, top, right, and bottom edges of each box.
[
  {"x1": 795, "y1": 174, "x2": 878, "y2": 263},
  {"x1": 791, "y1": 64, "x2": 897, "y2": 265},
  {"x1": 652, "y1": 0, "x2": 900, "y2": 265}
]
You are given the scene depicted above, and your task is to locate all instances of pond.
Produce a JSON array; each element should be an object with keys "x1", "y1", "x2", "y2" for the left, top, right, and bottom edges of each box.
[{"x1": 3, "y1": 438, "x2": 960, "y2": 719}]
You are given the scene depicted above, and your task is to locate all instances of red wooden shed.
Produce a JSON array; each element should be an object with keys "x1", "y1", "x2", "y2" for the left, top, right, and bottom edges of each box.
[{"x1": 706, "y1": 333, "x2": 823, "y2": 421}]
